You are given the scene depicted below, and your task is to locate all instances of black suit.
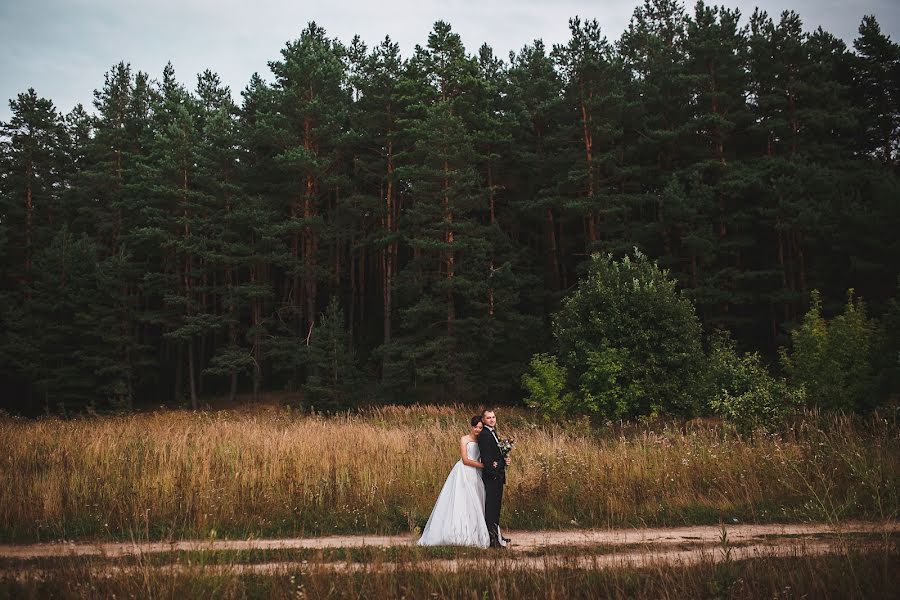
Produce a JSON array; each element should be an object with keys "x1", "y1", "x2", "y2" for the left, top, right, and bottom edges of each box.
[{"x1": 477, "y1": 426, "x2": 506, "y2": 546}]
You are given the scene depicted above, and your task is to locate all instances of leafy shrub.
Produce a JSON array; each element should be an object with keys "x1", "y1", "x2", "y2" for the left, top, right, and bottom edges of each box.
[
  {"x1": 526, "y1": 250, "x2": 707, "y2": 420},
  {"x1": 707, "y1": 332, "x2": 803, "y2": 432},
  {"x1": 521, "y1": 353, "x2": 572, "y2": 417},
  {"x1": 575, "y1": 346, "x2": 645, "y2": 419},
  {"x1": 874, "y1": 281, "x2": 900, "y2": 400},
  {"x1": 781, "y1": 290, "x2": 879, "y2": 412},
  {"x1": 555, "y1": 250, "x2": 707, "y2": 418},
  {"x1": 522, "y1": 346, "x2": 644, "y2": 420}
]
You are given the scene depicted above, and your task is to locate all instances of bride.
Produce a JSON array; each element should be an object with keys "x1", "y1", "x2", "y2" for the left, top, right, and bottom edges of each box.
[{"x1": 418, "y1": 416, "x2": 491, "y2": 547}]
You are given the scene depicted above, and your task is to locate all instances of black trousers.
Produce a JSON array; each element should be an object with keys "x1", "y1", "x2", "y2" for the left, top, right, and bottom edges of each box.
[{"x1": 483, "y1": 477, "x2": 504, "y2": 543}]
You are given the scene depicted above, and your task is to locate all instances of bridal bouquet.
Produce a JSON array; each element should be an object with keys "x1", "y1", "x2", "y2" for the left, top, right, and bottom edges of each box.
[{"x1": 498, "y1": 438, "x2": 514, "y2": 456}]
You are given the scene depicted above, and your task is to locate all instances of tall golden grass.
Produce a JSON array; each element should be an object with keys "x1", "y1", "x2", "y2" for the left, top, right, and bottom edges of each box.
[{"x1": 1, "y1": 405, "x2": 897, "y2": 542}]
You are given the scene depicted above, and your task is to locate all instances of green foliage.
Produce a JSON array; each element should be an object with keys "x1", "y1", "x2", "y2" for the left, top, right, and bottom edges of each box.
[
  {"x1": 707, "y1": 331, "x2": 803, "y2": 433},
  {"x1": 781, "y1": 290, "x2": 880, "y2": 412},
  {"x1": 875, "y1": 282, "x2": 900, "y2": 398},
  {"x1": 558, "y1": 250, "x2": 706, "y2": 418},
  {"x1": 0, "y1": 229, "x2": 129, "y2": 412},
  {"x1": 521, "y1": 353, "x2": 572, "y2": 417},
  {"x1": 529, "y1": 250, "x2": 706, "y2": 420},
  {"x1": 2, "y1": 14, "x2": 900, "y2": 413},
  {"x1": 302, "y1": 297, "x2": 363, "y2": 412},
  {"x1": 204, "y1": 346, "x2": 256, "y2": 378},
  {"x1": 576, "y1": 346, "x2": 645, "y2": 419},
  {"x1": 525, "y1": 344, "x2": 644, "y2": 421}
]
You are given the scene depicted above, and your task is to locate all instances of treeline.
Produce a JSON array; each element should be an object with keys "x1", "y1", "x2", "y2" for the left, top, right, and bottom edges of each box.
[{"x1": 1, "y1": 1, "x2": 898, "y2": 414}]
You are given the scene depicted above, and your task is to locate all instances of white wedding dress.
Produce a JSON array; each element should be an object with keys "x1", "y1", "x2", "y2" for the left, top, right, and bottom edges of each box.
[{"x1": 418, "y1": 441, "x2": 490, "y2": 547}]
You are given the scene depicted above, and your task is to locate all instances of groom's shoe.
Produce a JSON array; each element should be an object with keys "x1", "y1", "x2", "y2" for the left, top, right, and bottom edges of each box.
[{"x1": 502, "y1": 536, "x2": 511, "y2": 543}]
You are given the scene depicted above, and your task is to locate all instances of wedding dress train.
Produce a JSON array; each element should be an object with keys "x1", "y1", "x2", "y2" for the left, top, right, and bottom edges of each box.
[{"x1": 418, "y1": 441, "x2": 490, "y2": 547}]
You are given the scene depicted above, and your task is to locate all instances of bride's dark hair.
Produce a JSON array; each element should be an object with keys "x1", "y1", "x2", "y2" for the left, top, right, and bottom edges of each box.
[{"x1": 470, "y1": 415, "x2": 482, "y2": 427}]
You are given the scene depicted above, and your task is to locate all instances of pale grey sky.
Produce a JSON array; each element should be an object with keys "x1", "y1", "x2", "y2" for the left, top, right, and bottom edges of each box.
[{"x1": 1, "y1": 0, "x2": 898, "y2": 121}]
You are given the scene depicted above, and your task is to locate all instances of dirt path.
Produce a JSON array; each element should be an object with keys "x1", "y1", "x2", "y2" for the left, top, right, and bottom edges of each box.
[{"x1": 1, "y1": 521, "x2": 895, "y2": 560}]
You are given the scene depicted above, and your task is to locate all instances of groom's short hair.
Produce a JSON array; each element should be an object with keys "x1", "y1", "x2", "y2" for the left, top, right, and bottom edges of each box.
[{"x1": 481, "y1": 407, "x2": 495, "y2": 417}]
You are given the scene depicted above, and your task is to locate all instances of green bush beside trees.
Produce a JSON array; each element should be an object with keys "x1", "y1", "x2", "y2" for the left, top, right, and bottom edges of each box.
[
  {"x1": 780, "y1": 290, "x2": 882, "y2": 412},
  {"x1": 525, "y1": 250, "x2": 707, "y2": 420},
  {"x1": 523, "y1": 251, "x2": 892, "y2": 430},
  {"x1": 708, "y1": 332, "x2": 804, "y2": 433}
]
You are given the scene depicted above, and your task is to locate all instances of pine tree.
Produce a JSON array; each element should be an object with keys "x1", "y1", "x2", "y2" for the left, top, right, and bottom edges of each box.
[
  {"x1": 852, "y1": 15, "x2": 900, "y2": 166},
  {"x1": 349, "y1": 36, "x2": 405, "y2": 378},
  {"x1": 553, "y1": 17, "x2": 628, "y2": 256},
  {"x1": 268, "y1": 22, "x2": 351, "y2": 339},
  {"x1": 389, "y1": 22, "x2": 494, "y2": 398},
  {"x1": 0, "y1": 89, "x2": 72, "y2": 411},
  {"x1": 0, "y1": 89, "x2": 69, "y2": 293},
  {"x1": 76, "y1": 64, "x2": 158, "y2": 408},
  {"x1": 679, "y1": 2, "x2": 753, "y2": 328},
  {"x1": 618, "y1": 0, "x2": 693, "y2": 268},
  {"x1": 741, "y1": 10, "x2": 865, "y2": 347},
  {"x1": 507, "y1": 39, "x2": 570, "y2": 291},
  {"x1": 194, "y1": 70, "x2": 253, "y2": 403},
  {"x1": 302, "y1": 297, "x2": 362, "y2": 411},
  {"x1": 237, "y1": 73, "x2": 280, "y2": 399},
  {"x1": 147, "y1": 63, "x2": 220, "y2": 409},
  {"x1": 1, "y1": 229, "x2": 104, "y2": 412}
]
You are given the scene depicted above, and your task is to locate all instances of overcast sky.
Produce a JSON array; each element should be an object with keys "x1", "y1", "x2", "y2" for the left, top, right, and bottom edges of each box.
[{"x1": 1, "y1": 0, "x2": 898, "y2": 122}]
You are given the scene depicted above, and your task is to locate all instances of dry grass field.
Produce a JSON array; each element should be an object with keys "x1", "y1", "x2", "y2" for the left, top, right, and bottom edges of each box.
[{"x1": 1, "y1": 405, "x2": 897, "y2": 543}]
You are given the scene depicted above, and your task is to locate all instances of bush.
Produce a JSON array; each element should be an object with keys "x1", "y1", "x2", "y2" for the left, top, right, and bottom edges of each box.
[
  {"x1": 875, "y1": 281, "x2": 900, "y2": 399},
  {"x1": 522, "y1": 347, "x2": 644, "y2": 420},
  {"x1": 521, "y1": 353, "x2": 572, "y2": 417},
  {"x1": 575, "y1": 346, "x2": 644, "y2": 419},
  {"x1": 781, "y1": 290, "x2": 879, "y2": 412},
  {"x1": 707, "y1": 332, "x2": 804, "y2": 433},
  {"x1": 527, "y1": 250, "x2": 707, "y2": 420}
]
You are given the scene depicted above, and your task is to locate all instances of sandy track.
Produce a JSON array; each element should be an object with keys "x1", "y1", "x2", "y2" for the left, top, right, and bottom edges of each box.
[{"x1": 0, "y1": 520, "x2": 895, "y2": 560}]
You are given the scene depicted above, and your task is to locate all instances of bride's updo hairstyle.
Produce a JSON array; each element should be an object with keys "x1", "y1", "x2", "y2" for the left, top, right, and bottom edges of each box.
[{"x1": 470, "y1": 415, "x2": 482, "y2": 428}]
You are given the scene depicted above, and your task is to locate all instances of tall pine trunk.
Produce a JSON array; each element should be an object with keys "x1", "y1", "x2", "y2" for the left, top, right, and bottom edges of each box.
[
  {"x1": 304, "y1": 173, "x2": 317, "y2": 334},
  {"x1": 174, "y1": 343, "x2": 183, "y2": 402},
  {"x1": 187, "y1": 337, "x2": 198, "y2": 410},
  {"x1": 382, "y1": 139, "x2": 397, "y2": 380},
  {"x1": 546, "y1": 207, "x2": 561, "y2": 289},
  {"x1": 250, "y1": 258, "x2": 262, "y2": 403},
  {"x1": 443, "y1": 160, "x2": 455, "y2": 335},
  {"x1": 487, "y1": 162, "x2": 495, "y2": 316},
  {"x1": 24, "y1": 158, "x2": 33, "y2": 299},
  {"x1": 291, "y1": 197, "x2": 301, "y2": 331},
  {"x1": 303, "y1": 114, "x2": 318, "y2": 335},
  {"x1": 579, "y1": 81, "x2": 597, "y2": 247}
]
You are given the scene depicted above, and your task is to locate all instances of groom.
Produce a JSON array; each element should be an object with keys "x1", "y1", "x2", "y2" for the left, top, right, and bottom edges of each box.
[{"x1": 477, "y1": 408, "x2": 510, "y2": 548}]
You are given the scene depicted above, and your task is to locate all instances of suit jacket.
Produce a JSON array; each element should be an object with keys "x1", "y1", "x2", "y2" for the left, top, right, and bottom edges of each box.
[{"x1": 477, "y1": 426, "x2": 506, "y2": 484}]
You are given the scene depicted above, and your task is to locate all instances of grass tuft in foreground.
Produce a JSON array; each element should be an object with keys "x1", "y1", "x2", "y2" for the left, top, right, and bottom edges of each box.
[{"x1": 1, "y1": 549, "x2": 898, "y2": 599}]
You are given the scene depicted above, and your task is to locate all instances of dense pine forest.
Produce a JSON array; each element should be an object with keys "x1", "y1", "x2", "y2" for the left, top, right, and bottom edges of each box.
[{"x1": 1, "y1": 1, "x2": 898, "y2": 414}]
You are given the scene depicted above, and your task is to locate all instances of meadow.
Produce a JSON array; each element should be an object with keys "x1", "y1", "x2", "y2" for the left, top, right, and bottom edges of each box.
[{"x1": 1, "y1": 405, "x2": 897, "y2": 543}]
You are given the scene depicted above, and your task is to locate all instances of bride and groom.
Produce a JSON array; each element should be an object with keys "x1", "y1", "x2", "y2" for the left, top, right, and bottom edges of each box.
[{"x1": 418, "y1": 409, "x2": 512, "y2": 549}]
